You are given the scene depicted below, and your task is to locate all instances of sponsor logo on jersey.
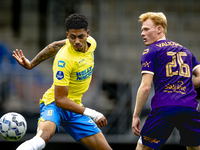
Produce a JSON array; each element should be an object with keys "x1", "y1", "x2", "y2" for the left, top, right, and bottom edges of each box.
[
  {"x1": 164, "y1": 81, "x2": 186, "y2": 94},
  {"x1": 56, "y1": 71, "x2": 64, "y2": 80},
  {"x1": 76, "y1": 66, "x2": 93, "y2": 81},
  {"x1": 142, "y1": 61, "x2": 151, "y2": 68},
  {"x1": 143, "y1": 48, "x2": 149, "y2": 55},
  {"x1": 47, "y1": 110, "x2": 53, "y2": 116},
  {"x1": 58, "y1": 60, "x2": 65, "y2": 68},
  {"x1": 79, "y1": 58, "x2": 85, "y2": 63},
  {"x1": 78, "y1": 58, "x2": 87, "y2": 68},
  {"x1": 143, "y1": 136, "x2": 160, "y2": 144}
]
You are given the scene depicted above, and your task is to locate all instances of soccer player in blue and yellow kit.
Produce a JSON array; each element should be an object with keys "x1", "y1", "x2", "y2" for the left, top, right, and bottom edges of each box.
[
  {"x1": 14, "y1": 14, "x2": 112, "y2": 150},
  {"x1": 132, "y1": 12, "x2": 200, "y2": 150}
]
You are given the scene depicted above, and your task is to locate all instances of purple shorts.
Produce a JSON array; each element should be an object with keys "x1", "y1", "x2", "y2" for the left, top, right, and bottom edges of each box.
[{"x1": 140, "y1": 106, "x2": 200, "y2": 149}]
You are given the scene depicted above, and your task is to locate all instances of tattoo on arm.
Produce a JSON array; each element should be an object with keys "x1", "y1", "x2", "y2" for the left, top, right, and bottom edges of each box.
[{"x1": 30, "y1": 40, "x2": 66, "y2": 68}]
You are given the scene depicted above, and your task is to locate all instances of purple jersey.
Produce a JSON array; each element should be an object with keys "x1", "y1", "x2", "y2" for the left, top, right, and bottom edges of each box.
[{"x1": 141, "y1": 39, "x2": 200, "y2": 109}]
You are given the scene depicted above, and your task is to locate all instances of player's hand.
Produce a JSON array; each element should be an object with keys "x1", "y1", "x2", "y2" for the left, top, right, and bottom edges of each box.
[
  {"x1": 95, "y1": 115, "x2": 108, "y2": 128},
  {"x1": 132, "y1": 116, "x2": 141, "y2": 136},
  {"x1": 13, "y1": 49, "x2": 32, "y2": 69},
  {"x1": 83, "y1": 108, "x2": 108, "y2": 128}
]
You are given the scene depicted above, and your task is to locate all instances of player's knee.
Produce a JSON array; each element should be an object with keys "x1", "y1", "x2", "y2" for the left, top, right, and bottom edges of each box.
[{"x1": 136, "y1": 142, "x2": 153, "y2": 150}]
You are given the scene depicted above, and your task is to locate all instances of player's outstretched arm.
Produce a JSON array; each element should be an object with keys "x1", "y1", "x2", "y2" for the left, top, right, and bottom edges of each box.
[{"x1": 13, "y1": 40, "x2": 66, "y2": 70}]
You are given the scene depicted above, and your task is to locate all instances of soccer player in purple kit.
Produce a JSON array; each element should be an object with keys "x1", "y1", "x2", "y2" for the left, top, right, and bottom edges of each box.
[{"x1": 132, "y1": 12, "x2": 200, "y2": 150}]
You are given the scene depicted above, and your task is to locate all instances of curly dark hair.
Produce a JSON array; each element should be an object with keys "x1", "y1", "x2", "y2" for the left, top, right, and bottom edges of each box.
[{"x1": 65, "y1": 13, "x2": 88, "y2": 31}]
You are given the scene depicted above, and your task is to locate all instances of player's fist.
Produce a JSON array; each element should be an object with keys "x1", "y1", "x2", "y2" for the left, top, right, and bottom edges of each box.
[
  {"x1": 83, "y1": 108, "x2": 108, "y2": 127},
  {"x1": 95, "y1": 115, "x2": 108, "y2": 128}
]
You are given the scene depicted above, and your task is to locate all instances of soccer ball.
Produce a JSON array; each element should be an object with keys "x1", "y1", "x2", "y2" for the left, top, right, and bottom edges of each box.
[{"x1": 0, "y1": 112, "x2": 27, "y2": 141}]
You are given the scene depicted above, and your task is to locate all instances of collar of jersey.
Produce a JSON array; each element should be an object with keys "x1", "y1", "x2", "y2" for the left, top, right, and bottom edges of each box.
[{"x1": 69, "y1": 42, "x2": 93, "y2": 54}]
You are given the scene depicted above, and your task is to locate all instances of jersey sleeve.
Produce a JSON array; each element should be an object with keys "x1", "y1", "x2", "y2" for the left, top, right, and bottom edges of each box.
[
  {"x1": 53, "y1": 58, "x2": 73, "y2": 86},
  {"x1": 192, "y1": 53, "x2": 200, "y2": 72},
  {"x1": 141, "y1": 46, "x2": 156, "y2": 75},
  {"x1": 87, "y1": 36, "x2": 97, "y2": 51}
]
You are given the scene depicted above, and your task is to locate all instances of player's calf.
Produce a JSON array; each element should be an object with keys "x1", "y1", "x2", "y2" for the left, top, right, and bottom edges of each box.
[{"x1": 16, "y1": 136, "x2": 45, "y2": 150}]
